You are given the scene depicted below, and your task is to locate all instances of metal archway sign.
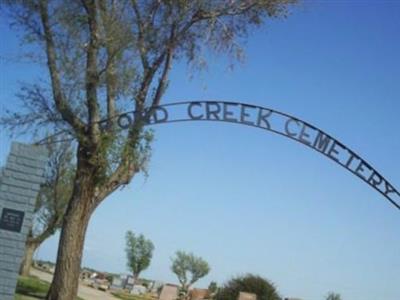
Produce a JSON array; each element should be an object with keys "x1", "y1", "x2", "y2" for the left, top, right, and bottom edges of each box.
[{"x1": 98, "y1": 100, "x2": 400, "y2": 211}]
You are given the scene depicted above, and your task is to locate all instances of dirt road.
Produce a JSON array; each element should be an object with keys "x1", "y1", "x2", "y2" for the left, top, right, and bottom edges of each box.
[{"x1": 31, "y1": 268, "x2": 119, "y2": 300}]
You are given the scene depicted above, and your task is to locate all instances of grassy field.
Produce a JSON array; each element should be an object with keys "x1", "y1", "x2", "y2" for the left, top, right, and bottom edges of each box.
[{"x1": 15, "y1": 276, "x2": 84, "y2": 300}]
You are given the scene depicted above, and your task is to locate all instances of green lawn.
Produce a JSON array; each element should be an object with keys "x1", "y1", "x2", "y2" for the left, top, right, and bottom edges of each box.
[{"x1": 15, "y1": 276, "x2": 84, "y2": 300}]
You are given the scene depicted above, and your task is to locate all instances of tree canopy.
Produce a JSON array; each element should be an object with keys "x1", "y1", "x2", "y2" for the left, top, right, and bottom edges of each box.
[
  {"x1": 32, "y1": 142, "x2": 74, "y2": 240},
  {"x1": 0, "y1": 1, "x2": 298, "y2": 299},
  {"x1": 216, "y1": 274, "x2": 281, "y2": 300},
  {"x1": 1, "y1": 1, "x2": 298, "y2": 191},
  {"x1": 326, "y1": 292, "x2": 342, "y2": 300},
  {"x1": 125, "y1": 230, "x2": 155, "y2": 280},
  {"x1": 171, "y1": 250, "x2": 210, "y2": 299}
]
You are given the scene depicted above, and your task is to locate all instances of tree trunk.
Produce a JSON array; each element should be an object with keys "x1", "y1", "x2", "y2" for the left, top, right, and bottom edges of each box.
[
  {"x1": 132, "y1": 273, "x2": 140, "y2": 287},
  {"x1": 20, "y1": 241, "x2": 39, "y2": 276},
  {"x1": 46, "y1": 161, "x2": 98, "y2": 300}
]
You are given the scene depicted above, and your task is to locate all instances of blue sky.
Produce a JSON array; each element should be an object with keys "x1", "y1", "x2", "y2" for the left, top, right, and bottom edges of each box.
[{"x1": 1, "y1": 1, "x2": 400, "y2": 300}]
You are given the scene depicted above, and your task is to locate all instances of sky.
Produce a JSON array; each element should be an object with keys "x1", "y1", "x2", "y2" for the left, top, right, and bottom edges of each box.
[{"x1": 1, "y1": 1, "x2": 400, "y2": 300}]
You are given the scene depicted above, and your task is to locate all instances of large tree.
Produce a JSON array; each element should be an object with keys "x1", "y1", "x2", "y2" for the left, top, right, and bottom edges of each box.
[
  {"x1": 171, "y1": 251, "x2": 210, "y2": 300},
  {"x1": 20, "y1": 141, "x2": 74, "y2": 276},
  {"x1": 125, "y1": 230, "x2": 154, "y2": 282},
  {"x1": 0, "y1": 1, "x2": 298, "y2": 299}
]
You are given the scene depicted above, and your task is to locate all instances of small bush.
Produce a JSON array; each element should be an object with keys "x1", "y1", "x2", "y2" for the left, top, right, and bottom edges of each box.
[{"x1": 216, "y1": 274, "x2": 281, "y2": 300}]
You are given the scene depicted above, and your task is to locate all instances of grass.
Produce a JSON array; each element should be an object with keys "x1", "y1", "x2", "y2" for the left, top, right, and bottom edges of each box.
[
  {"x1": 15, "y1": 295, "x2": 39, "y2": 300},
  {"x1": 111, "y1": 291, "x2": 155, "y2": 300},
  {"x1": 15, "y1": 276, "x2": 84, "y2": 300},
  {"x1": 15, "y1": 276, "x2": 51, "y2": 299}
]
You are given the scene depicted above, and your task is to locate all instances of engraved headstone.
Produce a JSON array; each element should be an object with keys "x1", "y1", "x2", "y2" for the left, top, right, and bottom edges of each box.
[
  {"x1": 0, "y1": 142, "x2": 47, "y2": 300},
  {"x1": 238, "y1": 292, "x2": 257, "y2": 300},
  {"x1": 190, "y1": 288, "x2": 209, "y2": 299},
  {"x1": 159, "y1": 284, "x2": 178, "y2": 300}
]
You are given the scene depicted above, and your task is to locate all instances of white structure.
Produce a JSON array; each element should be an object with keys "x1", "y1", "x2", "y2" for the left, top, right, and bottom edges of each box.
[
  {"x1": 0, "y1": 143, "x2": 47, "y2": 300},
  {"x1": 130, "y1": 284, "x2": 147, "y2": 295}
]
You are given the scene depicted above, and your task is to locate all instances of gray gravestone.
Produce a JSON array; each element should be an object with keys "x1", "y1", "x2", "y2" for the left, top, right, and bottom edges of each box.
[
  {"x1": 238, "y1": 292, "x2": 257, "y2": 300},
  {"x1": 0, "y1": 142, "x2": 47, "y2": 300}
]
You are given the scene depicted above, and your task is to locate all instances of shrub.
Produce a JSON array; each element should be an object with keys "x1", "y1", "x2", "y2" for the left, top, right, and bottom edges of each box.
[{"x1": 216, "y1": 274, "x2": 281, "y2": 300}]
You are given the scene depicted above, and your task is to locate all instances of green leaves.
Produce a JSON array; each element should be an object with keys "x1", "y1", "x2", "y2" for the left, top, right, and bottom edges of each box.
[
  {"x1": 171, "y1": 250, "x2": 210, "y2": 298},
  {"x1": 326, "y1": 292, "x2": 342, "y2": 300},
  {"x1": 216, "y1": 274, "x2": 281, "y2": 300},
  {"x1": 31, "y1": 140, "x2": 74, "y2": 241},
  {"x1": 125, "y1": 230, "x2": 155, "y2": 279},
  {"x1": 1, "y1": 0, "x2": 298, "y2": 204}
]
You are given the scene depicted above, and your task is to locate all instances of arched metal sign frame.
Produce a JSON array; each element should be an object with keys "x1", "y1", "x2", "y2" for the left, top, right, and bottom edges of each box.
[{"x1": 49, "y1": 100, "x2": 400, "y2": 211}]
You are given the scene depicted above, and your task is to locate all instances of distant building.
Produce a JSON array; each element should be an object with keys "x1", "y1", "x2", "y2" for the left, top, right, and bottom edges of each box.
[
  {"x1": 111, "y1": 275, "x2": 127, "y2": 289},
  {"x1": 150, "y1": 280, "x2": 164, "y2": 293},
  {"x1": 36, "y1": 261, "x2": 56, "y2": 273},
  {"x1": 80, "y1": 269, "x2": 94, "y2": 280},
  {"x1": 111, "y1": 274, "x2": 137, "y2": 291}
]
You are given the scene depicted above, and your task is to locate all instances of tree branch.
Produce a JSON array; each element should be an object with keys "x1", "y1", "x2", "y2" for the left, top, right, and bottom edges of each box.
[
  {"x1": 95, "y1": 156, "x2": 137, "y2": 203},
  {"x1": 82, "y1": 0, "x2": 101, "y2": 143},
  {"x1": 152, "y1": 26, "x2": 175, "y2": 107},
  {"x1": 38, "y1": 0, "x2": 85, "y2": 135},
  {"x1": 135, "y1": 51, "x2": 167, "y2": 108},
  {"x1": 131, "y1": 0, "x2": 149, "y2": 71},
  {"x1": 98, "y1": 0, "x2": 118, "y2": 128}
]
